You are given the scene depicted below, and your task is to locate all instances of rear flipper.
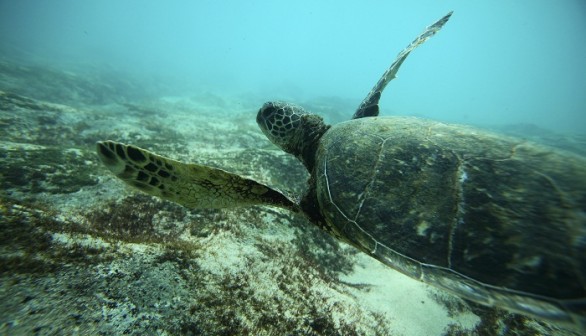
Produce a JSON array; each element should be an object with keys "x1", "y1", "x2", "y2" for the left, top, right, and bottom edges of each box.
[{"x1": 353, "y1": 11, "x2": 453, "y2": 119}]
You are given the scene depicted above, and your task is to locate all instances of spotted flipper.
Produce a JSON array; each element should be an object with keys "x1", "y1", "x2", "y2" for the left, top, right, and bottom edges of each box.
[
  {"x1": 96, "y1": 141, "x2": 298, "y2": 211},
  {"x1": 353, "y1": 11, "x2": 453, "y2": 119}
]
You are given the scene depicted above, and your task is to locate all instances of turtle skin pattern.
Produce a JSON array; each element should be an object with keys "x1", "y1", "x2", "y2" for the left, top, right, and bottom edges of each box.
[
  {"x1": 315, "y1": 116, "x2": 586, "y2": 326},
  {"x1": 97, "y1": 141, "x2": 296, "y2": 210}
]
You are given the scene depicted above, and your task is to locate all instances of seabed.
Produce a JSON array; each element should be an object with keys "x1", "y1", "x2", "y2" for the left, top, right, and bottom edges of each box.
[{"x1": 1, "y1": 59, "x2": 583, "y2": 335}]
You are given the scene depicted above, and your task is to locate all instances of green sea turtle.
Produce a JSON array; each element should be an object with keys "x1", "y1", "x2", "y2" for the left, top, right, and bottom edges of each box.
[{"x1": 97, "y1": 12, "x2": 586, "y2": 329}]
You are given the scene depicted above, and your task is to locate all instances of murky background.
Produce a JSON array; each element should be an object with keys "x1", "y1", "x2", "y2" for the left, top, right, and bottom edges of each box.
[{"x1": 1, "y1": 0, "x2": 585, "y2": 131}]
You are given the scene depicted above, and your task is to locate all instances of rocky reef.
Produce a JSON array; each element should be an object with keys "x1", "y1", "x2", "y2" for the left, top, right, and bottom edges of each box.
[{"x1": 0, "y1": 58, "x2": 581, "y2": 335}]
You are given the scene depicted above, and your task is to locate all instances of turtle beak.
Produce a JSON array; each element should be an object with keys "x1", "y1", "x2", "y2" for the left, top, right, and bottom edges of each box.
[
  {"x1": 256, "y1": 106, "x2": 269, "y2": 130},
  {"x1": 256, "y1": 101, "x2": 280, "y2": 127}
]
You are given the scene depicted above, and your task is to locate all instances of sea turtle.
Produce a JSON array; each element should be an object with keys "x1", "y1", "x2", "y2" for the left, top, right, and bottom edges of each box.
[{"x1": 96, "y1": 12, "x2": 586, "y2": 329}]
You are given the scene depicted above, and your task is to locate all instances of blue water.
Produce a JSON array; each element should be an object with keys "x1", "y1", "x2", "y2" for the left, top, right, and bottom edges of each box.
[{"x1": 1, "y1": 0, "x2": 585, "y2": 132}]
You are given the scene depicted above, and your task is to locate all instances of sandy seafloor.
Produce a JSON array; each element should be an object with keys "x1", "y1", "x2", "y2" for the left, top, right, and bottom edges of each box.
[{"x1": 1, "y1": 59, "x2": 584, "y2": 336}]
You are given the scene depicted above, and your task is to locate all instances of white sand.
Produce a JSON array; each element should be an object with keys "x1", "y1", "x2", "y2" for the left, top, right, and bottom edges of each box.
[{"x1": 341, "y1": 253, "x2": 480, "y2": 336}]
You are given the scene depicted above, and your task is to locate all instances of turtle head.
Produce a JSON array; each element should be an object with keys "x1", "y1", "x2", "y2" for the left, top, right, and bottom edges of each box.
[{"x1": 257, "y1": 101, "x2": 329, "y2": 172}]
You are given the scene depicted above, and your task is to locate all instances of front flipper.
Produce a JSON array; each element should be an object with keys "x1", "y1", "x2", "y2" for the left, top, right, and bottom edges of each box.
[
  {"x1": 96, "y1": 141, "x2": 298, "y2": 211},
  {"x1": 353, "y1": 11, "x2": 453, "y2": 119}
]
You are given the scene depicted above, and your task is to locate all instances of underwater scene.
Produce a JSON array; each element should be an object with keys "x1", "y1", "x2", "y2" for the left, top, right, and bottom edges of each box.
[{"x1": 1, "y1": 1, "x2": 585, "y2": 335}]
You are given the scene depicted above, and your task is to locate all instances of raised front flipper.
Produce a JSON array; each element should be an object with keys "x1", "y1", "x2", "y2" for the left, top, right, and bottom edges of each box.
[
  {"x1": 96, "y1": 141, "x2": 298, "y2": 211},
  {"x1": 353, "y1": 11, "x2": 453, "y2": 119}
]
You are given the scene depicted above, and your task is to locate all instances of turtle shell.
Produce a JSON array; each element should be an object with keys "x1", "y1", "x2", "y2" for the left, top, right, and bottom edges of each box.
[{"x1": 314, "y1": 116, "x2": 586, "y2": 327}]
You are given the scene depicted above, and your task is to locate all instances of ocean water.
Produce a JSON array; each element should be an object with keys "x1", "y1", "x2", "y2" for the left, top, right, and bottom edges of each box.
[
  {"x1": 2, "y1": 0, "x2": 586, "y2": 132},
  {"x1": 0, "y1": 1, "x2": 585, "y2": 335}
]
